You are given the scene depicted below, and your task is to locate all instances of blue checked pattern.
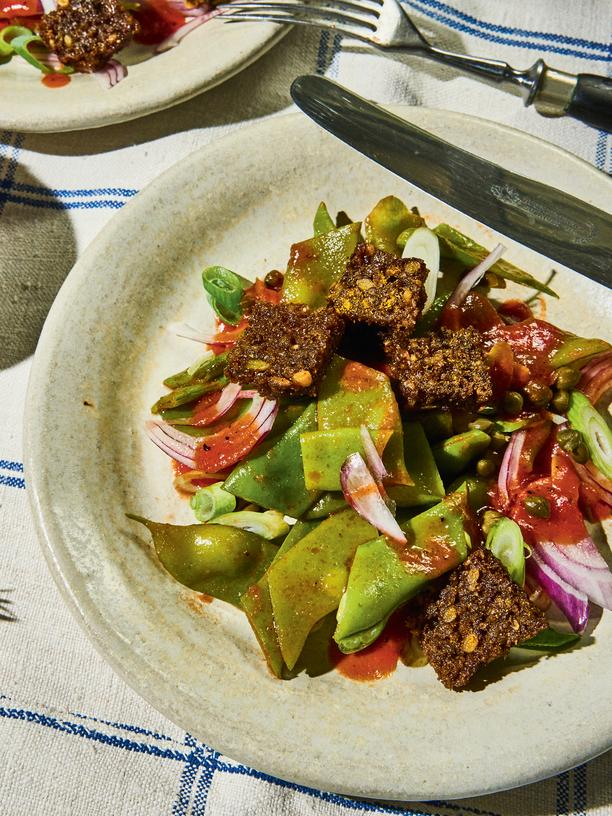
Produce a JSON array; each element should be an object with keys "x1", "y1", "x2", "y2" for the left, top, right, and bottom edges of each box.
[{"x1": 0, "y1": 691, "x2": 604, "y2": 815}]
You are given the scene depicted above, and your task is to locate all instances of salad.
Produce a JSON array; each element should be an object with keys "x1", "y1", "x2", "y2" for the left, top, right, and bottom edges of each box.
[
  {"x1": 130, "y1": 196, "x2": 612, "y2": 691},
  {"x1": 0, "y1": 0, "x2": 220, "y2": 89}
]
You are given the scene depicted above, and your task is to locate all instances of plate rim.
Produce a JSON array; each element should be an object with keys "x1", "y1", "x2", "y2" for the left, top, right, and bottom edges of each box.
[
  {"x1": 24, "y1": 106, "x2": 612, "y2": 801},
  {"x1": 2, "y1": 22, "x2": 289, "y2": 133}
]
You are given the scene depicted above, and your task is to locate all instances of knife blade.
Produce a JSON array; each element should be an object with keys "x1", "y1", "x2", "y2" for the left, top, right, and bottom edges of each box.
[{"x1": 290, "y1": 75, "x2": 611, "y2": 290}]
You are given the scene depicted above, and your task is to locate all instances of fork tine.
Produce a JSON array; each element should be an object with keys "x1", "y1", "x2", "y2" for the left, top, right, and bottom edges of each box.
[
  {"x1": 223, "y1": 11, "x2": 374, "y2": 40},
  {"x1": 222, "y1": 6, "x2": 376, "y2": 36},
  {"x1": 221, "y1": 0, "x2": 380, "y2": 19}
]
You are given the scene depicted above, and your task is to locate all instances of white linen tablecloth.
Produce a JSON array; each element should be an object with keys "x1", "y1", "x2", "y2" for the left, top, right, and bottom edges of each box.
[{"x1": 0, "y1": 1, "x2": 610, "y2": 813}]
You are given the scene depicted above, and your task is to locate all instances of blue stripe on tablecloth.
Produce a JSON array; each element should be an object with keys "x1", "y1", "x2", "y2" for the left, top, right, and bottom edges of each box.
[
  {"x1": 0, "y1": 701, "x2": 190, "y2": 761},
  {"x1": 1, "y1": 181, "x2": 137, "y2": 198},
  {"x1": 0, "y1": 459, "x2": 26, "y2": 490},
  {"x1": 0, "y1": 192, "x2": 127, "y2": 210},
  {"x1": 0, "y1": 474, "x2": 25, "y2": 490},
  {"x1": 403, "y1": 0, "x2": 611, "y2": 60},
  {"x1": 0, "y1": 697, "x2": 508, "y2": 816},
  {"x1": 0, "y1": 459, "x2": 24, "y2": 472},
  {"x1": 404, "y1": 0, "x2": 609, "y2": 53}
]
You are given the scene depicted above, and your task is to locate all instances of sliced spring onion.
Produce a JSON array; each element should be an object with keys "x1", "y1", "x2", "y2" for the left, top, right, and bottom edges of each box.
[
  {"x1": 402, "y1": 226, "x2": 440, "y2": 313},
  {"x1": 210, "y1": 509, "x2": 289, "y2": 539},
  {"x1": 0, "y1": 25, "x2": 31, "y2": 57},
  {"x1": 567, "y1": 391, "x2": 612, "y2": 479},
  {"x1": 11, "y1": 33, "x2": 71, "y2": 74},
  {"x1": 485, "y1": 516, "x2": 526, "y2": 586},
  {"x1": 190, "y1": 482, "x2": 236, "y2": 522},
  {"x1": 202, "y1": 266, "x2": 247, "y2": 326}
]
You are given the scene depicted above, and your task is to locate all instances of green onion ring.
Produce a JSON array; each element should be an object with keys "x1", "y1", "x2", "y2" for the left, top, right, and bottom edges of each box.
[
  {"x1": 202, "y1": 266, "x2": 247, "y2": 326},
  {"x1": 190, "y1": 482, "x2": 237, "y2": 522},
  {"x1": 0, "y1": 25, "x2": 32, "y2": 58}
]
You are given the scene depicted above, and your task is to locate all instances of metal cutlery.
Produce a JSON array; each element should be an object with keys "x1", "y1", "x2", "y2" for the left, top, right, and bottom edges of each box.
[{"x1": 220, "y1": 0, "x2": 612, "y2": 132}]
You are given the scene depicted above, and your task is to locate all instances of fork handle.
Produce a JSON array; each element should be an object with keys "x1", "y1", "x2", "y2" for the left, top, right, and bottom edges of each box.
[
  {"x1": 529, "y1": 64, "x2": 612, "y2": 132},
  {"x1": 564, "y1": 74, "x2": 612, "y2": 132}
]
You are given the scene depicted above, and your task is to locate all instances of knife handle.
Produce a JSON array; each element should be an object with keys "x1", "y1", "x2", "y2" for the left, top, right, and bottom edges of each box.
[{"x1": 565, "y1": 74, "x2": 612, "y2": 133}]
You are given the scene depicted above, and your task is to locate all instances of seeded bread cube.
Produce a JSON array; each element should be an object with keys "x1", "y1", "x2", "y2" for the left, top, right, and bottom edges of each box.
[
  {"x1": 328, "y1": 243, "x2": 427, "y2": 333},
  {"x1": 225, "y1": 302, "x2": 345, "y2": 398},
  {"x1": 38, "y1": 0, "x2": 138, "y2": 73},
  {"x1": 420, "y1": 547, "x2": 547, "y2": 690},
  {"x1": 384, "y1": 326, "x2": 493, "y2": 410}
]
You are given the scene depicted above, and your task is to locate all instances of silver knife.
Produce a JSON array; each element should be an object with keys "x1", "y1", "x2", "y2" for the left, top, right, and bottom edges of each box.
[{"x1": 290, "y1": 75, "x2": 611, "y2": 290}]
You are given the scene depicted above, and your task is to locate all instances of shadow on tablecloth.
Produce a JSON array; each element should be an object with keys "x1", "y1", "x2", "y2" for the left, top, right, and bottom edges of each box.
[{"x1": 0, "y1": 157, "x2": 77, "y2": 371}]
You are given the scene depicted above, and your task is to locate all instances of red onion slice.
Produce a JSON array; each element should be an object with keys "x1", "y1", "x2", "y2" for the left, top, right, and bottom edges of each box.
[
  {"x1": 145, "y1": 421, "x2": 196, "y2": 468},
  {"x1": 155, "y1": 8, "x2": 220, "y2": 52},
  {"x1": 238, "y1": 389, "x2": 259, "y2": 399},
  {"x1": 447, "y1": 243, "x2": 506, "y2": 309},
  {"x1": 340, "y1": 453, "x2": 406, "y2": 544},
  {"x1": 574, "y1": 460, "x2": 612, "y2": 504},
  {"x1": 497, "y1": 430, "x2": 526, "y2": 510},
  {"x1": 94, "y1": 59, "x2": 127, "y2": 89},
  {"x1": 194, "y1": 397, "x2": 278, "y2": 472},
  {"x1": 527, "y1": 550, "x2": 589, "y2": 634},
  {"x1": 190, "y1": 382, "x2": 242, "y2": 427},
  {"x1": 579, "y1": 350, "x2": 612, "y2": 407},
  {"x1": 359, "y1": 425, "x2": 388, "y2": 483},
  {"x1": 168, "y1": 322, "x2": 237, "y2": 346},
  {"x1": 533, "y1": 537, "x2": 612, "y2": 611}
]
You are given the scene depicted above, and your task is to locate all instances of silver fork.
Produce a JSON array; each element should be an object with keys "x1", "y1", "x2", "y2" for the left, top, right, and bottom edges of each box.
[{"x1": 219, "y1": 0, "x2": 612, "y2": 132}]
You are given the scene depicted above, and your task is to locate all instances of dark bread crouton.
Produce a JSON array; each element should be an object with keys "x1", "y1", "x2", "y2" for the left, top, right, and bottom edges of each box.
[
  {"x1": 225, "y1": 301, "x2": 344, "y2": 398},
  {"x1": 328, "y1": 243, "x2": 427, "y2": 333},
  {"x1": 420, "y1": 547, "x2": 547, "y2": 690},
  {"x1": 384, "y1": 326, "x2": 493, "y2": 410},
  {"x1": 38, "y1": 0, "x2": 138, "y2": 73}
]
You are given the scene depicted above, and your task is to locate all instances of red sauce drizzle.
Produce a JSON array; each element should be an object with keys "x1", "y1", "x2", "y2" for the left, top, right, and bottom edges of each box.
[
  {"x1": 330, "y1": 611, "x2": 410, "y2": 682},
  {"x1": 42, "y1": 73, "x2": 71, "y2": 88}
]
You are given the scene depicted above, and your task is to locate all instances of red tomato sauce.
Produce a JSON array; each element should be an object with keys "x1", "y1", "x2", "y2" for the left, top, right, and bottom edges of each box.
[
  {"x1": 485, "y1": 319, "x2": 566, "y2": 385},
  {"x1": 42, "y1": 73, "x2": 71, "y2": 88},
  {"x1": 330, "y1": 611, "x2": 410, "y2": 682}
]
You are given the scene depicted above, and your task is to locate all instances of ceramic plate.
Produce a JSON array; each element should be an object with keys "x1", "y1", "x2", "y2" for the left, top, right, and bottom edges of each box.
[
  {"x1": 2, "y1": 17, "x2": 285, "y2": 132},
  {"x1": 25, "y1": 108, "x2": 612, "y2": 801}
]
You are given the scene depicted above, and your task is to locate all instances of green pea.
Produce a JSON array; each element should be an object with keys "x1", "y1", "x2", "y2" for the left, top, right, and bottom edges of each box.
[
  {"x1": 551, "y1": 390, "x2": 570, "y2": 414},
  {"x1": 523, "y1": 381, "x2": 553, "y2": 407},
  {"x1": 570, "y1": 443, "x2": 590, "y2": 465},
  {"x1": 555, "y1": 367, "x2": 580, "y2": 391},
  {"x1": 503, "y1": 391, "x2": 524, "y2": 416},
  {"x1": 557, "y1": 428, "x2": 582, "y2": 454},
  {"x1": 476, "y1": 457, "x2": 496, "y2": 477},
  {"x1": 523, "y1": 495, "x2": 551, "y2": 519},
  {"x1": 264, "y1": 270, "x2": 284, "y2": 290}
]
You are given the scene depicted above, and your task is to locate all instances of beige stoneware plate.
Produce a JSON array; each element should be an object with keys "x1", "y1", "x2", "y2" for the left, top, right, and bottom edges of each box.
[
  {"x1": 25, "y1": 107, "x2": 612, "y2": 801},
  {"x1": 2, "y1": 18, "x2": 285, "y2": 132}
]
